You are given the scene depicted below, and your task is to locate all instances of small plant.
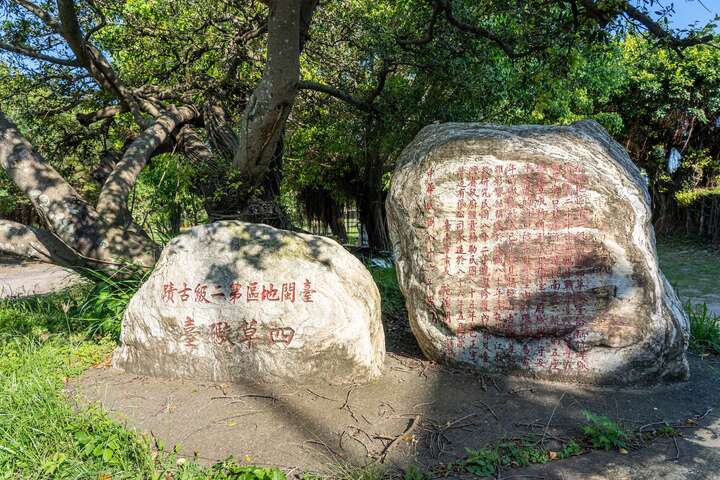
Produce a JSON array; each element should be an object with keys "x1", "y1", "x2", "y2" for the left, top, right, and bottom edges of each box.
[
  {"x1": 685, "y1": 301, "x2": 720, "y2": 355},
  {"x1": 557, "y1": 439, "x2": 583, "y2": 459},
  {"x1": 458, "y1": 447, "x2": 500, "y2": 477},
  {"x1": 403, "y1": 464, "x2": 426, "y2": 480},
  {"x1": 73, "y1": 265, "x2": 150, "y2": 338},
  {"x1": 656, "y1": 424, "x2": 681, "y2": 438},
  {"x1": 581, "y1": 411, "x2": 630, "y2": 450},
  {"x1": 209, "y1": 458, "x2": 286, "y2": 480}
]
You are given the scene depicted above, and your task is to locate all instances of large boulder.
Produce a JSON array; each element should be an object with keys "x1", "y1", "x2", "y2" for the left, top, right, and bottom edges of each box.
[
  {"x1": 386, "y1": 121, "x2": 689, "y2": 385},
  {"x1": 113, "y1": 221, "x2": 385, "y2": 384}
]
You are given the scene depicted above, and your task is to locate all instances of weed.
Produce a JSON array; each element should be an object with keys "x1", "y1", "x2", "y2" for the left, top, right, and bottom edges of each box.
[
  {"x1": 581, "y1": 411, "x2": 630, "y2": 450},
  {"x1": 685, "y1": 301, "x2": 720, "y2": 355},
  {"x1": 402, "y1": 464, "x2": 426, "y2": 480},
  {"x1": 557, "y1": 439, "x2": 583, "y2": 459},
  {"x1": 304, "y1": 462, "x2": 388, "y2": 480},
  {"x1": 656, "y1": 424, "x2": 681, "y2": 438},
  {"x1": 448, "y1": 437, "x2": 569, "y2": 477},
  {"x1": 459, "y1": 447, "x2": 500, "y2": 476},
  {"x1": 210, "y1": 459, "x2": 286, "y2": 479}
]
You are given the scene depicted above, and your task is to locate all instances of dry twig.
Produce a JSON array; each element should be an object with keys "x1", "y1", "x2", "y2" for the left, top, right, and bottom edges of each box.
[{"x1": 377, "y1": 415, "x2": 422, "y2": 463}]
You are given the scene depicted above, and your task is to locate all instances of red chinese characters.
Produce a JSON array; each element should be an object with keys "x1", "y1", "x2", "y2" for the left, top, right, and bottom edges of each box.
[
  {"x1": 421, "y1": 161, "x2": 599, "y2": 372},
  {"x1": 269, "y1": 327, "x2": 295, "y2": 346},
  {"x1": 159, "y1": 279, "x2": 315, "y2": 305}
]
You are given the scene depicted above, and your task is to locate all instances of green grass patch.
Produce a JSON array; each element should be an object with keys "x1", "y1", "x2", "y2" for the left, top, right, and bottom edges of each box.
[
  {"x1": 368, "y1": 265, "x2": 405, "y2": 319},
  {"x1": 442, "y1": 437, "x2": 583, "y2": 478},
  {"x1": 686, "y1": 301, "x2": 720, "y2": 355},
  {"x1": 0, "y1": 289, "x2": 289, "y2": 479},
  {"x1": 580, "y1": 411, "x2": 629, "y2": 451},
  {"x1": 657, "y1": 237, "x2": 720, "y2": 299}
]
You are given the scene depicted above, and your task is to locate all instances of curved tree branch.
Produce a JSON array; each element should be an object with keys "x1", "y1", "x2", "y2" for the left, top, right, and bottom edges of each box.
[
  {"x1": 0, "y1": 111, "x2": 105, "y2": 258},
  {"x1": 622, "y1": 2, "x2": 714, "y2": 47},
  {"x1": 234, "y1": 0, "x2": 319, "y2": 176},
  {"x1": 14, "y1": 0, "x2": 62, "y2": 32},
  {"x1": 0, "y1": 112, "x2": 158, "y2": 268},
  {"x1": 298, "y1": 80, "x2": 376, "y2": 113},
  {"x1": 396, "y1": 1, "x2": 442, "y2": 46},
  {"x1": 96, "y1": 105, "x2": 198, "y2": 224},
  {"x1": 76, "y1": 105, "x2": 128, "y2": 126},
  {"x1": 203, "y1": 101, "x2": 239, "y2": 162},
  {"x1": 54, "y1": 0, "x2": 144, "y2": 123}
]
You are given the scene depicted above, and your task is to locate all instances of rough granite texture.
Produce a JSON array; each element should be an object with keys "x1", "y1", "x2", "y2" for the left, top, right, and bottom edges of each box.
[
  {"x1": 113, "y1": 221, "x2": 385, "y2": 384},
  {"x1": 386, "y1": 120, "x2": 689, "y2": 385}
]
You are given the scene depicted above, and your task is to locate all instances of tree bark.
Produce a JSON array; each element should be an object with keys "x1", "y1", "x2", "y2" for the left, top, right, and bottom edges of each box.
[
  {"x1": 97, "y1": 106, "x2": 197, "y2": 225},
  {"x1": 0, "y1": 112, "x2": 158, "y2": 268},
  {"x1": 0, "y1": 220, "x2": 78, "y2": 266},
  {"x1": 234, "y1": 0, "x2": 317, "y2": 178}
]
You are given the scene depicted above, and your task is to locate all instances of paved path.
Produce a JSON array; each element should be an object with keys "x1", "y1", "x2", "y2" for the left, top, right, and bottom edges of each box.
[{"x1": 0, "y1": 261, "x2": 82, "y2": 298}]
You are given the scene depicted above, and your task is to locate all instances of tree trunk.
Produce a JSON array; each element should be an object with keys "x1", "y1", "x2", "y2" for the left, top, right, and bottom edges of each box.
[{"x1": 358, "y1": 189, "x2": 390, "y2": 251}]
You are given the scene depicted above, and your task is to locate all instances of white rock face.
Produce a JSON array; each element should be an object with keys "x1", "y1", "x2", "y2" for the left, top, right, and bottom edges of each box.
[
  {"x1": 113, "y1": 221, "x2": 385, "y2": 384},
  {"x1": 386, "y1": 121, "x2": 689, "y2": 385}
]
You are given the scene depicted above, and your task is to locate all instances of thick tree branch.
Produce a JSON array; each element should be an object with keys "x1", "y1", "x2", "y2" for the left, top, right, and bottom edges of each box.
[
  {"x1": 440, "y1": 0, "x2": 517, "y2": 57},
  {"x1": 0, "y1": 220, "x2": 79, "y2": 266},
  {"x1": 54, "y1": 0, "x2": 144, "y2": 123},
  {"x1": 622, "y1": 3, "x2": 714, "y2": 47},
  {"x1": 396, "y1": 1, "x2": 441, "y2": 46},
  {"x1": 0, "y1": 112, "x2": 158, "y2": 268},
  {"x1": 56, "y1": 0, "x2": 89, "y2": 65},
  {"x1": 203, "y1": 102, "x2": 239, "y2": 162},
  {"x1": 0, "y1": 112, "x2": 107, "y2": 258},
  {"x1": 0, "y1": 41, "x2": 80, "y2": 66},
  {"x1": 96, "y1": 106, "x2": 198, "y2": 224},
  {"x1": 577, "y1": 0, "x2": 715, "y2": 47},
  {"x1": 14, "y1": 0, "x2": 62, "y2": 32}
]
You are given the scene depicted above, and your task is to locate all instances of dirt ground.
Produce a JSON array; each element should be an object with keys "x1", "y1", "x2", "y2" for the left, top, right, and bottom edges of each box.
[{"x1": 72, "y1": 345, "x2": 720, "y2": 479}]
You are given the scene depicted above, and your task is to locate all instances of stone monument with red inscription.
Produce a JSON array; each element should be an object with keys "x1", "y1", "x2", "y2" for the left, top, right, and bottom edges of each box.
[
  {"x1": 386, "y1": 120, "x2": 689, "y2": 385},
  {"x1": 114, "y1": 221, "x2": 385, "y2": 384}
]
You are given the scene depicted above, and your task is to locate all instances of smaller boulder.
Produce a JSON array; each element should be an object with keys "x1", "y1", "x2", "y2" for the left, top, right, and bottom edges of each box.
[{"x1": 113, "y1": 221, "x2": 385, "y2": 385}]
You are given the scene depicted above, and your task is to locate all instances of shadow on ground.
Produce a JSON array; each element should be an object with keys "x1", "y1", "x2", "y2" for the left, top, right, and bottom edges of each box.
[{"x1": 72, "y1": 331, "x2": 720, "y2": 479}]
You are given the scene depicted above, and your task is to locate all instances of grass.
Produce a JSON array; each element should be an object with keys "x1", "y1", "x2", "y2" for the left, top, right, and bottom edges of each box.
[
  {"x1": 657, "y1": 237, "x2": 720, "y2": 299},
  {"x1": 0, "y1": 290, "x2": 287, "y2": 479},
  {"x1": 367, "y1": 265, "x2": 405, "y2": 319},
  {"x1": 686, "y1": 301, "x2": 720, "y2": 355},
  {"x1": 580, "y1": 411, "x2": 629, "y2": 451},
  {"x1": 657, "y1": 237, "x2": 720, "y2": 356}
]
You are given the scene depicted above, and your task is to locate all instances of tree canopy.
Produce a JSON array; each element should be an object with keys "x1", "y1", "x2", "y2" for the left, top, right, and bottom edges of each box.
[{"x1": 0, "y1": 0, "x2": 717, "y2": 271}]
